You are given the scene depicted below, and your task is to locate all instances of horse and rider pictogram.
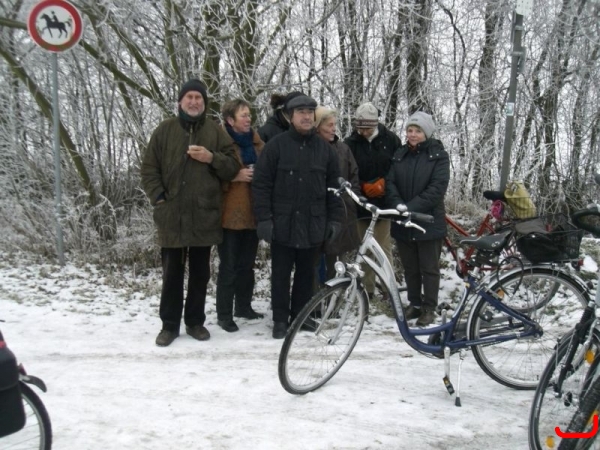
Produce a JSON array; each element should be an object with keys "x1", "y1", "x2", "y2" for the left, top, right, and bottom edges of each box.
[{"x1": 38, "y1": 11, "x2": 73, "y2": 39}]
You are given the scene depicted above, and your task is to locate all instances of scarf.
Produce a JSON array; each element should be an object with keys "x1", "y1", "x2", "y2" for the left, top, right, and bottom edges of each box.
[
  {"x1": 178, "y1": 106, "x2": 205, "y2": 131},
  {"x1": 225, "y1": 124, "x2": 257, "y2": 165}
]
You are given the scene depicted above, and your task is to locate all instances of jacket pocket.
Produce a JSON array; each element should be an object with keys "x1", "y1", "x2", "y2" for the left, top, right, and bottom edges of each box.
[
  {"x1": 273, "y1": 203, "x2": 293, "y2": 243},
  {"x1": 309, "y1": 165, "x2": 327, "y2": 199},
  {"x1": 309, "y1": 203, "x2": 327, "y2": 245},
  {"x1": 153, "y1": 201, "x2": 175, "y2": 231}
]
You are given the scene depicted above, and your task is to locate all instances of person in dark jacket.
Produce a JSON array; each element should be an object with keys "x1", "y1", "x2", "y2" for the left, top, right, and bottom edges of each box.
[
  {"x1": 385, "y1": 111, "x2": 450, "y2": 326},
  {"x1": 216, "y1": 99, "x2": 265, "y2": 333},
  {"x1": 257, "y1": 91, "x2": 304, "y2": 143},
  {"x1": 141, "y1": 79, "x2": 241, "y2": 346},
  {"x1": 252, "y1": 95, "x2": 343, "y2": 339},
  {"x1": 314, "y1": 106, "x2": 361, "y2": 281},
  {"x1": 344, "y1": 102, "x2": 401, "y2": 300}
]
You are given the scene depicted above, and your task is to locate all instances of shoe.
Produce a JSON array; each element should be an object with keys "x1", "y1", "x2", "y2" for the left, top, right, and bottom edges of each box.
[
  {"x1": 234, "y1": 308, "x2": 264, "y2": 320},
  {"x1": 155, "y1": 329, "x2": 179, "y2": 347},
  {"x1": 186, "y1": 325, "x2": 210, "y2": 341},
  {"x1": 405, "y1": 305, "x2": 422, "y2": 321},
  {"x1": 300, "y1": 317, "x2": 318, "y2": 332},
  {"x1": 416, "y1": 309, "x2": 436, "y2": 326},
  {"x1": 217, "y1": 319, "x2": 239, "y2": 333},
  {"x1": 272, "y1": 322, "x2": 288, "y2": 339},
  {"x1": 380, "y1": 292, "x2": 391, "y2": 302}
]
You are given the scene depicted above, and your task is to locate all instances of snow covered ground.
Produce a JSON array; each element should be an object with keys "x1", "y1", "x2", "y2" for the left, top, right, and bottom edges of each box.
[{"x1": 1, "y1": 251, "x2": 597, "y2": 449}]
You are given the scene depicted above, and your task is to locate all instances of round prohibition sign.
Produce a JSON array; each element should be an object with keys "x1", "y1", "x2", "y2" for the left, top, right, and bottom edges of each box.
[{"x1": 27, "y1": 0, "x2": 83, "y2": 52}]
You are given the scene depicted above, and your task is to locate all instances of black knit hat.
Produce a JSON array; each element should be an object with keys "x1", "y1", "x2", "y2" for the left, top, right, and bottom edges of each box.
[{"x1": 178, "y1": 79, "x2": 208, "y2": 104}]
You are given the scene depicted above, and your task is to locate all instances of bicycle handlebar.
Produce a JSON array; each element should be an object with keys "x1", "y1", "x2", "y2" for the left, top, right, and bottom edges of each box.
[
  {"x1": 571, "y1": 206, "x2": 600, "y2": 238},
  {"x1": 570, "y1": 173, "x2": 600, "y2": 238},
  {"x1": 330, "y1": 178, "x2": 434, "y2": 230}
]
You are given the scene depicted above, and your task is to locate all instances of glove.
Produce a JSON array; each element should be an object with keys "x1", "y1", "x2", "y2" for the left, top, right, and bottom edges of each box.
[
  {"x1": 396, "y1": 203, "x2": 407, "y2": 213},
  {"x1": 361, "y1": 178, "x2": 385, "y2": 198},
  {"x1": 256, "y1": 220, "x2": 273, "y2": 243},
  {"x1": 325, "y1": 221, "x2": 341, "y2": 244}
]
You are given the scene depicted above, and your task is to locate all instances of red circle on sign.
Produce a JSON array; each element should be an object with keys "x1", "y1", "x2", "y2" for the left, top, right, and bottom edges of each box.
[{"x1": 27, "y1": 0, "x2": 83, "y2": 52}]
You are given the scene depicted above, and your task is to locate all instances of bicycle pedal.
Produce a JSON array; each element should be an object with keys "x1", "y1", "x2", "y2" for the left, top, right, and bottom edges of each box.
[
  {"x1": 479, "y1": 310, "x2": 494, "y2": 322},
  {"x1": 443, "y1": 376, "x2": 455, "y2": 395}
]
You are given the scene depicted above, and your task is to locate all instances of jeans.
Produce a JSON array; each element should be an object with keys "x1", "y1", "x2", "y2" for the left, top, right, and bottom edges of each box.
[
  {"x1": 395, "y1": 238, "x2": 443, "y2": 310},
  {"x1": 159, "y1": 246, "x2": 211, "y2": 331},
  {"x1": 216, "y1": 229, "x2": 259, "y2": 320},
  {"x1": 271, "y1": 242, "x2": 319, "y2": 324}
]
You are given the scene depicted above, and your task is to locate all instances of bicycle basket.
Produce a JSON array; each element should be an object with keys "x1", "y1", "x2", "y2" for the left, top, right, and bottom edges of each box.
[{"x1": 515, "y1": 213, "x2": 583, "y2": 263}]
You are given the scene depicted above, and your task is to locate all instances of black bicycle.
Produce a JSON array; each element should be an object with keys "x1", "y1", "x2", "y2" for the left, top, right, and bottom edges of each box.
[
  {"x1": 528, "y1": 174, "x2": 600, "y2": 450},
  {"x1": 0, "y1": 329, "x2": 52, "y2": 450}
]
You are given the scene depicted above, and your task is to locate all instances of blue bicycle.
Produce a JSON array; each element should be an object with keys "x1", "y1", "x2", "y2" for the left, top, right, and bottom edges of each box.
[{"x1": 278, "y1": 180, "x2": 589, "y2": 404}]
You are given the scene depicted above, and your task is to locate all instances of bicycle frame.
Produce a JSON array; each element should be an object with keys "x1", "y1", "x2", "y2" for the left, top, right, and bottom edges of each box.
[{"x1": 331, "y1": 184, "x2": 541, "y2": 357}]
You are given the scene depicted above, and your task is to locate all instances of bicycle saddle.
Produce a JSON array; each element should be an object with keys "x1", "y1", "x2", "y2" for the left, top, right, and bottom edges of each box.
[
  {"x1": 458, "y1": 230, "x2": 512, "y2": 252},
  {"x1": 483, "y1": 190, "x2": 507, "y2": 202}
]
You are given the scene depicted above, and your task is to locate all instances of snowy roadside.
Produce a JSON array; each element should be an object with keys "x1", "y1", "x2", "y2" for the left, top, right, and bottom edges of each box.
[{"x1": 0, "y1": 250, "x2": 572, "y2": 449}]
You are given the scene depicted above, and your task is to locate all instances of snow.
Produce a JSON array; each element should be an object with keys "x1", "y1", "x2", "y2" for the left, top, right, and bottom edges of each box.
[{"x1": 3, "y1": 250, "x2": 587, "y2": 450}]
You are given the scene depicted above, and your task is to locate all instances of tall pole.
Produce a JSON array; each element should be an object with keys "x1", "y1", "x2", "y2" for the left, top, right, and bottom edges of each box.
[
  {"x1": 499, "y1": 12, "x2": 525, "y2": 191},
  {"x1": 51, "y1": 53, "x2": 65, "y2": 266}
]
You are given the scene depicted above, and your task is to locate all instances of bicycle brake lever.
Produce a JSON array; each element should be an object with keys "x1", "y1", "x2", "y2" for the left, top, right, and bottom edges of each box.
[{"x1": 403, "y1": 219, "x2": 426, "y2": 234}]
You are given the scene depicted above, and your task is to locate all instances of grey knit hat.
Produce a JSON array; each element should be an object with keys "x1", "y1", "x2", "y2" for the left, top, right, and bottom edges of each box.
[
  {"x1": 405, "y1": 111, "x2": 435, "y2": 138},
  {"x1": 353, "y1": 102, "x2": 379, "y2": 128}
]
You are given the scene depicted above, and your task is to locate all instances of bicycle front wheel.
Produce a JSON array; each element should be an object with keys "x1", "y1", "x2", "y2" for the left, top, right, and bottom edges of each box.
[
  {"x1": 557, "y1": 373, "x2": 600, "y2": 450},
  {"x1": 529, "y1": 329, "x2": 600, "y2": 450},
  {"x1": 1, "y1": 382, "x2": 52, "y2": 450},
  {"x1": 469, "y1": 269, "x2": 589, "y2": 389},
  {"x1": 278, "y1": 280, "x2": 368, "y2": 395}
]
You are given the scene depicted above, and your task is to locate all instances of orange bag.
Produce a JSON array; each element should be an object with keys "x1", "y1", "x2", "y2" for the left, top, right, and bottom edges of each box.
[{"x1": 361, "y1": 178, "x2": 385, "y2": 198}]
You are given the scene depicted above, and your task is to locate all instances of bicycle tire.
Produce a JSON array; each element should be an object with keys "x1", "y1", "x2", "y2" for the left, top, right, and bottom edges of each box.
[
  {"x1": 278, "y1": 280, "x2": 367, "y2": 395},
  {"x1": 1, "y1": 382, "x2": 52, "y2": 450},
  {"x1": 557, "y1": 371, "x2": 600, "y2": 450},
  {"x1": 529, "y1": 329, "x2": 600, "y2": 450},
  {"x1": 468, "y1": 268, "x2": 589, "y2": 389}
]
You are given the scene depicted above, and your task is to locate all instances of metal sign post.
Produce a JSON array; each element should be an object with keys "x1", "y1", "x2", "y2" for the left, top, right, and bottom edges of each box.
[
  {"x1": 27, "y1": 0, "x2": 83, "y2": 266},
  {"x1": 499, "y1": 0, "x2": 533, "y2": 191}
]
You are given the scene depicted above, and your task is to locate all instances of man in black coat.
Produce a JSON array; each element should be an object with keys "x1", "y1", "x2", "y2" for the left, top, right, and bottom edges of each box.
[
  {"x1": 386, "y1": 111, "x2": 450, "y2": 326},
  {"x1": 252, "y1": 94, "x2": 343, "y2": 339}
]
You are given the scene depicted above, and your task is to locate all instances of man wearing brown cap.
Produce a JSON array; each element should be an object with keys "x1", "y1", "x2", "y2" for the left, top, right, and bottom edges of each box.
[
  {"x1": 344, "y1": 102, "x2": 401, "y2": 301},
  {"x1": 253, "y1": 94, "x2": 343, "y2": 339},
  {"x1": 141, "y1": 79, "x2": 241, "y2": 346}
]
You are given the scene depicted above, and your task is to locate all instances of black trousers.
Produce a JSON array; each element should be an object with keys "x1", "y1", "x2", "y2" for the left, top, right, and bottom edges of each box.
[
  {"x1": 159, "y1": 246, "x2": 211, "y2": 331},
  {"x1": 395, "y1": 238, "x2": 443, "y2": 310},
  {"x1": 216, "y1": 229, "x2": 259, "y2": 320},
  {"x1": 271, "y1": 242, "x2": 319, "y2": 324}
]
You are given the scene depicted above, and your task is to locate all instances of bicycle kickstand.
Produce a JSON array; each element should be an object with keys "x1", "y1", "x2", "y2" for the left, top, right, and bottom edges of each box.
[
  {"x1": 442, "y1": 346, "x2": 455, "y2": 397},
  {"x1": 454, "y1": 349, "x2": 467, "y2": 407}
]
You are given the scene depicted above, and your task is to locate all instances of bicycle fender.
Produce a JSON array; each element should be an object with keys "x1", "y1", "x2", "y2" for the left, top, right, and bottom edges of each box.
[
  {"x1": 494, "y1": 265, "x2": 590, "y2": 297},
  {"x1": 20, "y1": 374, "x2": 47, "y2": 393},
  {"x1": 325, "y1": 277, "x2": 352, "y2": 288}
]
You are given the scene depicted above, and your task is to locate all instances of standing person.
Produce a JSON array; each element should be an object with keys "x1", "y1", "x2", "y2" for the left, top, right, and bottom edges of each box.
[
  {"x1": 252, "y1": 94, "x2": 343, "y2": 339},
  {"x1": 216, "y1": 99, "x2": 265, "y2": 333},
  {"x1": 314, "y1": 106, "x2": 361, "y2": 280},
  {"x1": 141, "y1": 79, "x2": 241, "y2": 346},
  {"x1": 257, "y1": 91, "x2": 304, "y2": 143},
  {"x1": 344, "y1": 101, "x2": 401, "y2": 300},
  {"x1": 385, "y1": 111, "x2": 450, "y2": 326}
]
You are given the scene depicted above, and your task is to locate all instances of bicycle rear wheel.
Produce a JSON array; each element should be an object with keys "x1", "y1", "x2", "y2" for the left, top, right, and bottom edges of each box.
[
  {"x1": 529, "y1": 329, "x2": 600, "y2": 450},
  {"x1": 278, "y1": 280, "x2": 367, "y2": 395},
  {"x1": 1, "y1": 382, "x2": 52, "y2": 450},
  {"x1": 557, "y1": 368, "x2": 600, "y2": 450},
  {"x1": 469, "y1": 269, "x2": 589, "y2": 389}
]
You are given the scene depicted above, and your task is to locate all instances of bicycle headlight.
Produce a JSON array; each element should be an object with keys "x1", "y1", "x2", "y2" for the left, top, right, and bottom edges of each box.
[{"x1": 334, "y1": 261, "x2": 346, "y2": 275}]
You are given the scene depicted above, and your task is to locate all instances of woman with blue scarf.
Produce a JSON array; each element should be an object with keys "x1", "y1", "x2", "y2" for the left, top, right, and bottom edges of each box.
[{"x1": 216, "y1": 99, "x2": 265, "y2": 332}]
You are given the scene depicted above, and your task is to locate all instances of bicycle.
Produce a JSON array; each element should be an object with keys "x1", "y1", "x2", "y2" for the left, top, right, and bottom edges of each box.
[
  {"x1": 528, "y1": 174, "x2": 600, "y2": 450},
  {"x1": 0, "y1": 329, "x2": 52, "y2": 450},
  {"x1": 278, "y1": 179, "x2": 590, "y2": 404}
]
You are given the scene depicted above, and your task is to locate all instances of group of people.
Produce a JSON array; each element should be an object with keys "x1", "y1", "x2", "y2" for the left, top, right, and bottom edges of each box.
[{"x1": 141, "y1": 79, "x2": 449, "y2": 346}]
